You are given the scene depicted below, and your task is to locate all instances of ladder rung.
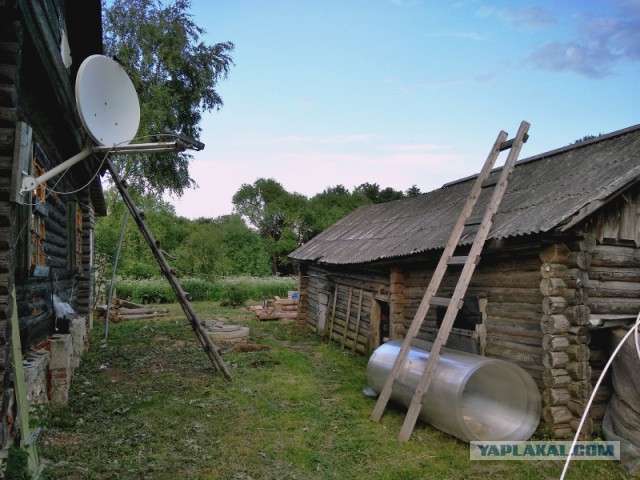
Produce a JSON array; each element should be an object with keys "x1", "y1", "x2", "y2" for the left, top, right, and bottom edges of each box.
[
  {"x1": 499, "y1": 132, "x2": 529, "y2": 151},
  {"x1": 431, "y1": 296, "x2": 465, "y2": 309},
  {"x1": 430, "y1": 296, "x2": 452, "y2": 307},
  {"x1": 481, "y1": 179, "x2": 498, "y2": 188},
  {"x1": 464, "y1": 220, "x2": 481, "y2": 227},
  {"x1": 447, "y1": 256, "x2": 468, "y2": 265}
]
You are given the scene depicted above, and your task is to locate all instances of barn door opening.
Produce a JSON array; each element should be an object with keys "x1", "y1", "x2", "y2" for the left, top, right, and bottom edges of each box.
[{"x1": 370, "y1": 298, "x2": 390, "y2": 351}]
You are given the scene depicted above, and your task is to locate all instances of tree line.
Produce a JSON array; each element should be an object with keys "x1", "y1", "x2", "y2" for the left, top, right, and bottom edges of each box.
[{"x1": 95, "y1": 179, "x2": 421, "y2": 279}]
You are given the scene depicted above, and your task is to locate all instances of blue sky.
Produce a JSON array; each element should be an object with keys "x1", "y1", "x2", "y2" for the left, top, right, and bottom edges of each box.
[{"x1": 166, "y1": 0, "x2": 640, "y2": 219}]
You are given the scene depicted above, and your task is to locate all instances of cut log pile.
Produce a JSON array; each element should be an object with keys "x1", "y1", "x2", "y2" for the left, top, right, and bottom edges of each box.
[
  {"x1": 251, "y1": 296, "x2": 298, "y2": 321},
  {"x1": 97, "y1": 298, "x2": 169, "y2": 323}
]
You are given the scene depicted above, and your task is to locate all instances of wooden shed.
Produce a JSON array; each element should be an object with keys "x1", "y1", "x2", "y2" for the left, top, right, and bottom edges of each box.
[
  {"x1": 0, "y1": 0, "x2": 105, "y2": 447},
  {"x1": 290, "y1": 124, "x2": 640, "y2": 439}
]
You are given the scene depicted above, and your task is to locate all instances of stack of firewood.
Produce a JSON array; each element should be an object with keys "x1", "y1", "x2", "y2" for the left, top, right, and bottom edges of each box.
[
  {"x1": 97, "y1": 298, "x2": 170, "y2": 323},
  {"x1": 251, "y1": 295, "x2": 298, "y2": 321}
]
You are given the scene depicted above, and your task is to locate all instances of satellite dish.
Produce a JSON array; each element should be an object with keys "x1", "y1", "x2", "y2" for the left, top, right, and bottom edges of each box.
[{"x1": 75, "y1": 54, "x2": 140, "y2": 146}]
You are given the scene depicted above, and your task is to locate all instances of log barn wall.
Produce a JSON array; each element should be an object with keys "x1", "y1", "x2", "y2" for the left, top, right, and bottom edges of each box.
[
  {"x1": 292, "y1": 119, "x2": 640, "y2": 442},
  {"x1": 297, "y1": 206, "x2": 640, "y2": 440},
  {"x1": 400, "y1": 247, "x2": 544, "y2": 388}
]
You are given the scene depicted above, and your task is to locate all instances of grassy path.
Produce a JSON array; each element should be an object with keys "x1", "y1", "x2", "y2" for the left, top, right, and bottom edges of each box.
[{"x1": 39, "y1": 302, "x2": 626, "y2": 479}]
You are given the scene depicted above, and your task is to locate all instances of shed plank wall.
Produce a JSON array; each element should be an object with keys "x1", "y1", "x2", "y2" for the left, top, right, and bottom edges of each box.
[{"x1": 303, "y1": 266, "x2": 388, "y2": 354}]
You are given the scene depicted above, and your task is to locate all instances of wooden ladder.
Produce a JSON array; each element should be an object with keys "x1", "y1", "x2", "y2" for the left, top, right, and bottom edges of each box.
[
  {"x1": 105, "y1": 160, "x2": 232, "y2": 380},
  {"x1": 370, "y1": 121, "x2": 530, "y2": 442}
]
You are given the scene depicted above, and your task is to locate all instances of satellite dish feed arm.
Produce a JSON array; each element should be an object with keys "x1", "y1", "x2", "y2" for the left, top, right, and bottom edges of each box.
[
  {"x1": 20, "y1": 144, "x2": 93, "y2": 194},
  {"x1": 163, "y1": 128, "x2": 205, "y2": 151}
]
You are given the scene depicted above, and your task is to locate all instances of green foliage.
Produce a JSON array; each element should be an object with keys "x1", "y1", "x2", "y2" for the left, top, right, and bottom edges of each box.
[
  {"x1": 95, "y1": 179, "x2": 417, "y2": 284},
  {"x1": 103, "y1": 0, "x2": 234, "y2": 195},
  {"x1": 117, "y1": 277, "x2": 174, "y2": 304},
  {"x1": 175, "y1": 215, "x2": 271, "y2": 277},
  {"x1": 232, "y1": 178, "x2": 309, "y2": 274},
  {"x1": 5, "y1": 446, "x2": 29, "y2": 480},
  {"x1": 95, "y1": 192, "x2": 271, "y2": 285},
  {"x1": 115, "y1": 276, "x2": 297, "y2": 304},
  {"x1": 219, "y1": 285, "x2": 248, "y2": 307}
]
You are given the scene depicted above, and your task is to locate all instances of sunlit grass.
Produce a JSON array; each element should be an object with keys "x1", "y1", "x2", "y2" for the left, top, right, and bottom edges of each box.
[{"x1": 39, "y1": 302, "x2": 627, "y2": 480}]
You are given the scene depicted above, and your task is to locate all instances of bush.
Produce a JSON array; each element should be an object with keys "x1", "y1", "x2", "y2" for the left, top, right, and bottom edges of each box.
[{"x1": 114, "y1": 275, "x2": 298, "y2": 304}]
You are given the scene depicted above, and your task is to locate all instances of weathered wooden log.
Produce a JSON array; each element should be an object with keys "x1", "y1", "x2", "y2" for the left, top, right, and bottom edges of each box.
[
  {"x1": 566, "y1": 362, "x2": 591, "y2": 380},
  {"x1": 588, "y1": 297, "x2": 640, "y2": 315},
  {"x1": 552, "y1": 425, "x2": 574, "y2": 439},
  {"x1": 567, "y1": 399, "x2": 586, "y2": 417},
  {"x1": 485, "y1": 303, "x2": 542, "y2": 323},
  {"x1": 570, "y1": 418, "x2": 593, "y2": 437},
  {"x1": 590, "y1": 245, "x2": 640, "y2": 268},
  {"x1": 486, "y1": 332, "x2": 541, "y2": 348},
  {"x1": 542, "y1": 334, "x2": 570, "y2": 352},
  {"x1": 542, "y1": 296, "x2": 567, "y2": 315},
  {"x1": 564, "y1": 305, "x2": 590, "y2": 326},
  {"x1": 541, "y1": 314, "x2": 570, "y2": 335},
  {"x1": 586, "y1": 280, "x2": 640, "y2": 298},
  {"x1": 568, "y1": 381, "x2": 592, "y2": 400},
  {"x1": 539, "y1": 279, "x2": 586, "y2": 303},
  {"x1": 542, "y1": 301, "x2": 590, "y2": 326},
  {"x1": 543, "y1": 405, "x2": 573, "y2": 425},
  {"x1": 543, "y1": 368, "x2": 571, "y2": 388},
  {"x1": 540, "y1": 246, "x2": 591, "y2": 269},
  {"x1": 566, "y1": 344, "x2": 590, "y2": 362},
  {"x1": 577, "y1": 233, "x2": 597, "y2": 253},
  {"x1": 543, "y1": 351, "x2": 570, "y2": 369},
  {"x1": 484, "y1": 288, "x2": 542, "y2": 305},
  {"x1": 543, "y1": 388, "x2": 571, "y2": 406},
  {"x1": 540, "y1": 264, "x2": 589, "y2": 286},
  {"x1": 587, "y1": 266, "x2": 640, "y2": 283},
  {"x1": 486, "y1": 316, "x2": 542, "y2": 336},
  {"x1": 485, "y1": 344, "x2": 542, "y2": 364}
]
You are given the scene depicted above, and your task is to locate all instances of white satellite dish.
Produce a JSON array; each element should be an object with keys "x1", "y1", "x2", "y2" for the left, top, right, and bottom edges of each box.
[
  {"x1": 75, "y1": 54, "x2": 140, "y2": 146},
  {"x1": 20, "y1": 54, "x2": 194, "y2": 194}
]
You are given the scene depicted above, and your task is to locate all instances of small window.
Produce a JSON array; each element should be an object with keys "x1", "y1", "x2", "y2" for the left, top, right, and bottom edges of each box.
[
  {"x1": 28, "y1": 156, "x2": 49, "y2": 277},
  {"x1": 435, "y1": 295, "x2": 486, "y2": 355}
]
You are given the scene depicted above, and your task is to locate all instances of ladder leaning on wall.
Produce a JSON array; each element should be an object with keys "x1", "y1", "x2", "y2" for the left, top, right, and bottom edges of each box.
[{"x1": 370, "y1": 121, "x2": 530, "y2": 442}]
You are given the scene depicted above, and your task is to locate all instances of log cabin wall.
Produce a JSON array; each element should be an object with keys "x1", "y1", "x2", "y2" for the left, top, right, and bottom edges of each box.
[
  {"x1": 76, "y1": 189, "x2": 96, "y2": 328},
  {"x1": 538, "y1": 239, "x2": 592, "y2": 438},
  {"x1": 297, "y1": 210, "x2": 640, "y2": 440},
  {"x1": 0, "y1": 0, "x2": 101, "y2": 412},
  {"x1": 575, "y1": 184, "x2": 640, "y2": 437},
  {"x1": 398, "y1": 246, "x2": 545, "y2": 388},
  {"x1": 0, "y1": 6, "x2": 22, "y2": 400}
]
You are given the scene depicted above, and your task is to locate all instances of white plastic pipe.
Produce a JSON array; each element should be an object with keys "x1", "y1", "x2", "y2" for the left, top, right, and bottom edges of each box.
[{"x1": 367, "y1": 340, "x2": 541, "y2": 442}]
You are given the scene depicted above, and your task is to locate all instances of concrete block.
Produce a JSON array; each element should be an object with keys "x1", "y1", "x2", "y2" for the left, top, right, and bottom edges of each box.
[
  {"x1": 23, "y1": 349, "x2": 50, "y2": 407},
  {"x1": 49, "y1": 334, "x2": 73, "y2": 406},
  {"x1": 71, "y1": 316, "x2": 88, "y2": 369}
]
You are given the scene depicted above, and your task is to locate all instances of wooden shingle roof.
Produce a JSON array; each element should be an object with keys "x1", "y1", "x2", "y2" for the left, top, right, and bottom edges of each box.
[{"x1": 290, "y1": 124, "x2": 640, "y2": 265}]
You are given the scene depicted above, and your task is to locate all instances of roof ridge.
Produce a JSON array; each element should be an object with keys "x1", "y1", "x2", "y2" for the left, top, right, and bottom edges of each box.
[{"x1": 442, "y1": 123, "x2": 640, "y2": 189}]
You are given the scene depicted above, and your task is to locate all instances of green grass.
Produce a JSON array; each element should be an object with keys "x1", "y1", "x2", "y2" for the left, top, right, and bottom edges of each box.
[{"x1": 38, "y1": 302, "x2": 628, "y2": 479}]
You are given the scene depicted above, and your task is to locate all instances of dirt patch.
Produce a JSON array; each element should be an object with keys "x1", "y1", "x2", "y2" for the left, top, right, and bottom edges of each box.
[
  {"x1": 234, "y1": 342, "x2": 270, "y2": 353},
  {"x1": 248, "y1": 358, "x2": 281, "y2": 368},
  {"x1": 98, "y1": 366, "x2": 128, "y2": 382}
]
